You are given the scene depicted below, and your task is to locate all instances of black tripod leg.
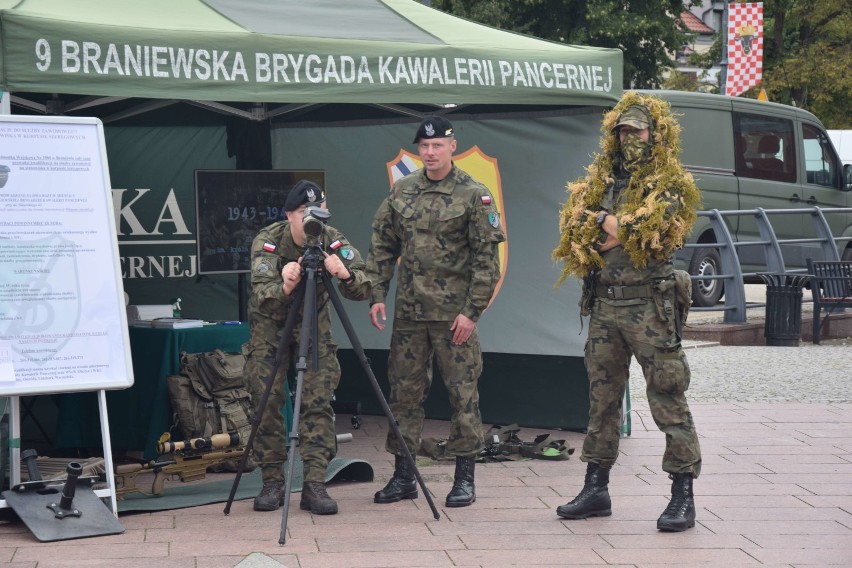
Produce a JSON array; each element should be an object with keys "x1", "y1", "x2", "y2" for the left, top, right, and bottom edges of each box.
[
  {"x1": 321, "y1": 271, "x2": 441, "y2": 520},
  {"x1": 279, "y1": 266, "x2": 319, "y2": 544},
  {"x1": 223, "y1": 281, "x2": 306, "y2": 515}
]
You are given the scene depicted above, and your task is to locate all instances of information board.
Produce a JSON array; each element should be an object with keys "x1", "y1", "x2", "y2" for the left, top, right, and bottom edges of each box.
[
  {"x1": 195, "y1": 169, "x2": 324, "y2": 274},
  {"x1": 0, "y1": 115, "x2": 133, "y2": 396}
]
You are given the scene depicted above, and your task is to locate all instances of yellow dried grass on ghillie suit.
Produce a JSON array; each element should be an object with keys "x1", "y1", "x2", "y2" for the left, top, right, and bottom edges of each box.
[{"x1": 552, "y1": 92, "x2": 701, "y2": 285}]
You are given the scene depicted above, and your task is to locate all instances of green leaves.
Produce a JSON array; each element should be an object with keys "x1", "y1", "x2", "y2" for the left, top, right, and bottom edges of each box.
[{"x1": 431, "y1": 0, "x2": 701, "y2": 88}]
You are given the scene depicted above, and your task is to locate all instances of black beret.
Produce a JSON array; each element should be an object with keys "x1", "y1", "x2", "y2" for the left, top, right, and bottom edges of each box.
[
  {"x1": 284, "y1": 179, "x2": 326, "y2": 212},
  {"x1": 412, "y1": 115, "x2": 454, "y2": 143}
]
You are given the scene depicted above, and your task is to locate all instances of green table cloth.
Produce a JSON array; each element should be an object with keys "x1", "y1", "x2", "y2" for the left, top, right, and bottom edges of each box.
[{"x1": 56, "y1": 324, "x2": 249, "y2": 459}]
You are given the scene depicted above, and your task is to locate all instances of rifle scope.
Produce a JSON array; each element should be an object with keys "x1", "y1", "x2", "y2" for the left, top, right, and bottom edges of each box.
[{"x1": 158, "y1": 432, "x2": 240, "y2": 454}]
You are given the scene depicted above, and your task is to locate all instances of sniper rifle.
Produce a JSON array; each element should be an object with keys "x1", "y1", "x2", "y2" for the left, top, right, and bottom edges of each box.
[{"x1": 113, "y1": 432, "x2": 244, "y2": 499}]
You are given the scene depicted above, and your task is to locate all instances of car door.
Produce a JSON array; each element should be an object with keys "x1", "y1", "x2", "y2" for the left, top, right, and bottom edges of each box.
[
  {"x1": 799, "y1": 122, "x2": 851, "y2": 261},
  {"x1": 733, "y1": 110, "x2": 804, "y2": 272}
]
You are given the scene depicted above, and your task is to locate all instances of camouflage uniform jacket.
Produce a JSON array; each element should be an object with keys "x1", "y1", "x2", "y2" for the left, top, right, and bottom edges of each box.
[
  {"x1": 248, "y1": 221, "x2": 370, "y2": 329},
  {"x1": 596, "y1": 170, "x2": 677, "y2": 294},
  {"x1": 367, "y1": 164, "x2": 505, "y2": 322}
]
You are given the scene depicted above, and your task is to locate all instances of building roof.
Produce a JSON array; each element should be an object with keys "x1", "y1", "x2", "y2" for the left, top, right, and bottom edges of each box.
[{"x1": 680, "y1": 10, "x2": 715, "y2": 34}]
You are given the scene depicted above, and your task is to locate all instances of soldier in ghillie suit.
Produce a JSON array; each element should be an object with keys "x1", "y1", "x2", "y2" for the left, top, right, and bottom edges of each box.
[
  {"x1": 366, "y1": 116, "x2": 505, "y2": 508},
  {"x1": 244, "y1": 180, "x2": 370, "y2": 515},
  {"x1": 552, "y1": 92, "x2": 703, "y2": 532}
]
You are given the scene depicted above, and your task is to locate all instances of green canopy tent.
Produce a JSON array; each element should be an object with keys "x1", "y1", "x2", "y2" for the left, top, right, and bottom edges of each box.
[
  {"x1": 1, "y1": 0, "x2": 624, "y2": 432},
  {"x1": 1, "y1": 0, "x2": 621, "y2": 116}
]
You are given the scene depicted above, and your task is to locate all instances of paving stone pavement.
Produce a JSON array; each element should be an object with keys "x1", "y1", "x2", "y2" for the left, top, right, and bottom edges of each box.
[
  {"x1": 631, "y1": 338, "x2": 852, "y2": 404},
  {"x1": 2, "y1": 331, "x2": 851, "y2": 567}
]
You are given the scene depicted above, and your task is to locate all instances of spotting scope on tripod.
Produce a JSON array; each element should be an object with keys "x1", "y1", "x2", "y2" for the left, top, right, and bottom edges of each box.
[{"x1": 223, "y1": 206, "x2": 439, "y2": 544}]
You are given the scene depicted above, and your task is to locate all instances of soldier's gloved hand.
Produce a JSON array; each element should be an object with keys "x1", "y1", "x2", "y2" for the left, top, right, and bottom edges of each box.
[
  {"x1": 322, "y1": 251, "x2": 351, "y2": 281},
  {"x1": 281, "y1": 261, "x2": 302, "y2": 296}
]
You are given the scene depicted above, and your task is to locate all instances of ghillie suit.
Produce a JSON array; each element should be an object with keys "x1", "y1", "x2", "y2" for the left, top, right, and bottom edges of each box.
[{"x1": 552, "y1": 92, "x2": 702, "y2": 283}]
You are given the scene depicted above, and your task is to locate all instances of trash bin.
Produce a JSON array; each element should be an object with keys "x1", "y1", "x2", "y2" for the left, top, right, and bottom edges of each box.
[{"x1": 760, "y1": 273, "x2": 808, "y2": 347}]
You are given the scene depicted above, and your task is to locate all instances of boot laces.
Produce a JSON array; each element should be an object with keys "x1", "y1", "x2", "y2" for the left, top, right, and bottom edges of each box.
[
  {"x1": 307, "y1": 482, "x2": 330, "y2": 498},
  {"x1": 259, "y1": 481, "x2": 283, "y2": 498},
  {"x1": 662, "y1": 494, "x2": 689, "y2": 516}
]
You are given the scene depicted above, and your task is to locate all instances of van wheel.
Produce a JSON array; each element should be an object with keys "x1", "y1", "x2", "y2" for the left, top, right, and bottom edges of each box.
[{"x1": 689, "y1": 247, "x2": 724, "y2": 307}]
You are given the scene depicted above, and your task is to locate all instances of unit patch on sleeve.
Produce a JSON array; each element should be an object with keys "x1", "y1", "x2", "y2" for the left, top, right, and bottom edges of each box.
[
  {"x1": 341, "y1": 248, "x2": 355, "y2": 261},
  {"x1": 255, "y1": 259, "x2": 272, "y2": 274},
  {"x1": 488, "y1": 212, "x2": 500, "y2": 228}
]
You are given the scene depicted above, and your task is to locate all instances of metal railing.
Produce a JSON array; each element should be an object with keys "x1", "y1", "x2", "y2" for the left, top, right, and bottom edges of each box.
[{"x1": 684, "y1": 206, "x2": 852, "y2": 323}]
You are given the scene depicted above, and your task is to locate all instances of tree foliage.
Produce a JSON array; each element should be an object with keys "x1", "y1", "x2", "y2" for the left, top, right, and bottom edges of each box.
[
  {"x1": 430, "y1": 0, "x2": 700, "y2": 88},
  {"x1": 430, "y1": 1, "x2": 850, "y2": 128},
  {"x1": 760, "y1": 0, "x2": 852, "y2": 128}
]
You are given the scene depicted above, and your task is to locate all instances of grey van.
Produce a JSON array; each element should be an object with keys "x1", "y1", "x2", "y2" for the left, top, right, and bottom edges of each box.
[{"x1": 644, "y1": 90, "x2": 852, "y2": 307}]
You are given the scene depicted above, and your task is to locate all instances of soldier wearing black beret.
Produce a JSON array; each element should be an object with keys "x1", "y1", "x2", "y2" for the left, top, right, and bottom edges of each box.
[
  {"x1": 366, "y1": 115, "x2": 505, "y2": 509},
  {"x1": 244, "y1": 179, "x2": 370, "y2": 515}
]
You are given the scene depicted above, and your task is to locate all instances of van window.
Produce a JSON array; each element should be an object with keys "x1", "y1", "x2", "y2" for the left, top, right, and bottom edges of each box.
[
  {"x1": 734, "y1": 112, "x2": 796, "y2": 183},
  {"x1": 803, "y1": 124, "x2": 837, "y2": 187}
]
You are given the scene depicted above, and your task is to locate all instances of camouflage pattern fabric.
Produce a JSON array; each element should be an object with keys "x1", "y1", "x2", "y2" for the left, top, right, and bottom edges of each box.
[
  {"x1": 580, "y1": 172, "x2": 701, "y2": 477},
  {"x1": 244, "y1": 221, "x2": 370, "y2": 484},
  {"x1": 367, "y1": 165, "x2": 505, "y2": 322},
  {"x1": 384, "y1": 319, "x2": 484, "y2": 457},
  {"x1": 557, "y1": 94, "x2": 702, "y2": 482},
  {"x1": 582, "y1": 296, "x2": 701, "y2": 477},
  {"x1": 366, "y1": 164, "x2": 504, "y2": 458}
]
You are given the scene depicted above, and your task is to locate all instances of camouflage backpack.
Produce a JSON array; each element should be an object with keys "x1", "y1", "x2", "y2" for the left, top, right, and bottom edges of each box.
[{"x1": 165, "y1": 349, "x2": 253, "y2": 449}]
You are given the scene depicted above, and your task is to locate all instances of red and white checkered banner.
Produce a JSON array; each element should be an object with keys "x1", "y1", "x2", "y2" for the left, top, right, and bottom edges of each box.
[{"x1": 725, "y1": 2, "x2": 763, "y2": 97}]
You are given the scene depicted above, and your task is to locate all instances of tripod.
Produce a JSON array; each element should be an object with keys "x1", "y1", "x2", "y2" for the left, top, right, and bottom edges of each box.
[{"x1": 223, "y1": 241, "x2": 440, "y2": 544}]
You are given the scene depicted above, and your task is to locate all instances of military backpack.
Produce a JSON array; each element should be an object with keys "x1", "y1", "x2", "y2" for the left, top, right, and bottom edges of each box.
[{"x1": 165, "y1": 349, "x2": 253, "y2": 449}]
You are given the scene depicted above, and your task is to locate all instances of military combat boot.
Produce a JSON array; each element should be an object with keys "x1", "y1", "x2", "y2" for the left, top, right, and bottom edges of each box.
[
  {"x1": 253, "y1": 480, "x2": 285, "y2": 512},
  {"x1": 300, "y1": 481, "x2": 338, "y2": 515},
  {"x1": 657, "y1": 473, "x2": 696, "y2": 531},
  {"x1": 374, "y1": 454, "x2": 418, "y2": 503},
  {"x1": 446, "y1": 456, "x2": 476, "y2": 507},
  {"x1": 556, "y1": 463, "x2": 612, "y2": 519}
]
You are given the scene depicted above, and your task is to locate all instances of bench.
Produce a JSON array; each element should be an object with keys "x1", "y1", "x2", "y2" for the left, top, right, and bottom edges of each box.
[{"x1": 806, "y1": 258, "x2": 852, "y2": 344}]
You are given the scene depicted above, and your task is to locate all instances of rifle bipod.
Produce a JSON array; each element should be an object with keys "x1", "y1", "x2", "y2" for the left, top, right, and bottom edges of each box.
[{"x1": 222, "y1": 245, "x2": 439, "y2": 545}]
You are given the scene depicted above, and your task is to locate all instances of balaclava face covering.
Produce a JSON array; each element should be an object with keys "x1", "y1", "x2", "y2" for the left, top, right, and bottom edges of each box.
[{"x1": 620, "y1": 132, "x2": 653, "y2": 171}]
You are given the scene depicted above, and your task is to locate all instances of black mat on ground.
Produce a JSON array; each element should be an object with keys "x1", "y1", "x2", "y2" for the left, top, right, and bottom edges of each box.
[{"x1": 117, "y1": 456, "x2": 373, "y2": 513}]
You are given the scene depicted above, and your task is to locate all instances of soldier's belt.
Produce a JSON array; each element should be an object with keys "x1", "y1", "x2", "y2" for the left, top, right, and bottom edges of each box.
[{"x1": 594, "y1": 283, "x2": 656, "y2": 300}]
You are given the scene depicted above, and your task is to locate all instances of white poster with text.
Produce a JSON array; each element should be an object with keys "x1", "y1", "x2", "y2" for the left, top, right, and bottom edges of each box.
[{"x1": 0, "y1": 116, "x2": 133, "y2": 395}]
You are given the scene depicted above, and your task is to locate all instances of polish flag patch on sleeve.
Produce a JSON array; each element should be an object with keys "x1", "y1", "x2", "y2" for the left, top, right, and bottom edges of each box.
[
  {"x1": 330, "y1": 240, "x2": 343, "y2": 250},
  {"x1": 262, "y1": 242, "x2": 277, "y2": 252},
  {"x1": 480, "y1": 195, "x2": 492, "y2": 205}
]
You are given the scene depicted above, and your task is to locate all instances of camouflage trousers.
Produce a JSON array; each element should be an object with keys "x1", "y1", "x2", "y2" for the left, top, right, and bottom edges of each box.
[
  {"x1": 582, "y1": 297, "x2": 702, "y2": 477},
  {"x1": 385, "y1": 319, "x2": 485, "y2": 458},
  {"x1": 243, "y1": 322, "x2": 340, "y2": 484}
]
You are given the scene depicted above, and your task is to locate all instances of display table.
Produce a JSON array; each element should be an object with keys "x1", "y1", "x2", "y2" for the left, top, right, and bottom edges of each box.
[{"x1": 55, "y1": 323, "x2": 249, "y2": 459}]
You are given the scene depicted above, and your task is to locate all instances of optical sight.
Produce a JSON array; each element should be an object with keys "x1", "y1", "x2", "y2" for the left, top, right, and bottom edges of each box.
[{"x1": 303, "y1": 205, "x2": 331, "y2": 240}]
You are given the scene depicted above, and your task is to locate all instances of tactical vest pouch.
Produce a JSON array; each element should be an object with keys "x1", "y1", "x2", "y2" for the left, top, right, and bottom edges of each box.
[
  {"x1": 672, "y1": 269, "x2": 693, "y2": 324},
  {"x1": 166, "y1": 350, "x2": 253, "y2": 450},
  {"x1": 193, "y1": 349, "x2": 247, "y2": 396},
  {"x1": 166, "y1": 371, "x2": 217, "y2": 439}
]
